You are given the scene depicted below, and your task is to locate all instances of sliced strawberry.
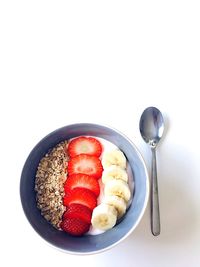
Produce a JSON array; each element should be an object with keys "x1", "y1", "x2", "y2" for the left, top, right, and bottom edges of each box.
[
  {"x1": 67, "y1": 154, "x2": 103, "y2": 179},
  {"x1": 68, "y1": 136, "x2": 102, "y2": 158},
  {"x1": 63, "y1": 203, "x2": 92, "y2": 224},
  {"x1": 63, "y1": 188, "x2": 97, "y2": 210},
  {"x1": 64, "y1": 174, "x2": 100, "y2": 197},
  {"x1": 60, "y1": 217, "x2": 90, "y2": 236}
]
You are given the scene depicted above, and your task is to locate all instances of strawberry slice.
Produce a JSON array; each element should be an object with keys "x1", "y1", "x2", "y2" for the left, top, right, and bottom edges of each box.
[
  {"x1": 63, "y1": 188, "x2": 97, "y2": 210},
  {"x1": 64, "y1": 174, "x2": 100, "y2": 197},
  {"x1": 68, "y1": 136, "x2": 102, "y2": 158},
  {"x1": 60, "y1": 217, "x2": 90, "y2": 236},
  {"x1": 63, "y1": 203, "x2": 92, "y2": 224},
  {"x1": 67, "y1": 154, "x2": 103, "y2": 179}
]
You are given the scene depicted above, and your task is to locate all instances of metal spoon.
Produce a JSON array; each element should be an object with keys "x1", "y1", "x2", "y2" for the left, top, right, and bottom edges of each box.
[{"x1": 139, "y1": 106, "x2": 164, "y2": 236}]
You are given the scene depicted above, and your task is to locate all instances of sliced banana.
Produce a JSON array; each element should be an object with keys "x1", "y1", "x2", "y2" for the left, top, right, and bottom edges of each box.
[
  {"x1": 102, "y1": 149, "x2": 127, "y2": 169},
  {"x1": 102, "y1": 165, "x2": 128, "y2": 184},
  {"x1": 91, "y1": 203, "x2": 117, "y2": 230},
  {"x1": 104, "y1": 179, "x2": 131, "y2": 202},
  {"x1": 103, "y1": 195, "x2": 127, "y2": 219}
]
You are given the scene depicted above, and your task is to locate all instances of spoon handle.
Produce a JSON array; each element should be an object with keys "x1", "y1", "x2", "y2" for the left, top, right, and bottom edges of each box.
[{"x1": 151, "y1": 148, "x2": 160, "y2": 236}]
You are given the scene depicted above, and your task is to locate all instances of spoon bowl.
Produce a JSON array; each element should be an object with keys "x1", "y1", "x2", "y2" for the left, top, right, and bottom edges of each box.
[{"x1": 139, "y1": 107, "x2": 164, "y2": 148}]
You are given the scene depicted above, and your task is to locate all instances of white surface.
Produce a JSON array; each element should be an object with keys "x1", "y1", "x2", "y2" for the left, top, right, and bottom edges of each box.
[{"x1": 0, "y1": 1, "x2": 200, "y2": 266}]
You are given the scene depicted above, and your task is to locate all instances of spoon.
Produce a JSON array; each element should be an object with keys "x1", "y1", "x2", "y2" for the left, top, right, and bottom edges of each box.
[{"x1": 139, "y1": 106, "x2": 164, "y2": 236}]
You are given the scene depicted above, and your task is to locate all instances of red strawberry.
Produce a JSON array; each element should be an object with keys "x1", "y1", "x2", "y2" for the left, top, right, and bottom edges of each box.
[
  {"x1": 60, "y1": 217, "x2": 90, "y2": 236},
  {"x1": 63, "y1": 188, "x2": 97, "y2": 210},
  {"x1": 68, "y1": 136, "x2": 102, "y2": 158},
  {"x1": 64, "y1": 174, "x2": 100, "y2": 197},
  {"x1": 67, "y1": 154, "x2": 103, "y2": 179},
  {"x1": 63, "y1": 203, "x2": 92, "y2": 224}
]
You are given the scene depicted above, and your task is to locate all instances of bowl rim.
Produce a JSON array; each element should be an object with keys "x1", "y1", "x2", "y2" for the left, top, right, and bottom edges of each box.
[{"x1": 20, "y1": 122, "x2": 149, "y2": 255}]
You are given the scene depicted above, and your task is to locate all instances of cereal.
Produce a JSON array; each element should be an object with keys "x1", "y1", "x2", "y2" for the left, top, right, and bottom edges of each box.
[{"x1": 35, "y1": 141, "x2": 68, "y2": 229}]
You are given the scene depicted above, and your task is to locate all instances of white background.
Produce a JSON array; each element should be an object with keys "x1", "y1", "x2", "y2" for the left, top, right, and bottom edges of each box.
[{"x1": 0, "y1": 1, "x2": 200, "y2": 266}]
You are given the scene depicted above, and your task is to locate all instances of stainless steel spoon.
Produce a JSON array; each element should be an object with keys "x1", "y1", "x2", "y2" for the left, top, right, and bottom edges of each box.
[{"x1": 139, "y1": 107, "x2": 164, "y2": 236}]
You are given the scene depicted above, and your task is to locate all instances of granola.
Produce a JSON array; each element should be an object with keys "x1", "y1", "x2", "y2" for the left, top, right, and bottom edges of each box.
[{"x1": 35, "y1": 141, "x2": 68, "y2": 229}]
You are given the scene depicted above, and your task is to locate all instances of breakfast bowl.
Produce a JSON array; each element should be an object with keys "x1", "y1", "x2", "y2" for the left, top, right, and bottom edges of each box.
[{"x1": 20, "y1": 123, "x2": 149, "y2": 254}]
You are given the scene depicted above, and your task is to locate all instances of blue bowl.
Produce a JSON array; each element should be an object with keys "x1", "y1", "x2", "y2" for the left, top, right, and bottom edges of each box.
[{"x1": 20, "y1": 123, "x2": 149, "y2": 254}]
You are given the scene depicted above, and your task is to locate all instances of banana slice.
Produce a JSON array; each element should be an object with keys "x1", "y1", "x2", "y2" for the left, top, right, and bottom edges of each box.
[
  {"x1": 104, "y1": 179, "x2": 131, "y2": 202},
  {"x1": 102, "y1": 149, "x2": 127, "y2": 169},
  {"x1": 103, "y1": 195, "x2": 127, "y2": 219},
  {"x1": 91, "y1": 203, "x2": 117, "y2": 230},
  {"x1": 102, "y1": 165, "x2": 128, "y2": 184}
]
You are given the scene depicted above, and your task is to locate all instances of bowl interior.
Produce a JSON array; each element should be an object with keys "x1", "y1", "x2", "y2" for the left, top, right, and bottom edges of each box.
[{"x1": 20, "y1": 123, "x2": 149, "y2": 254}]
